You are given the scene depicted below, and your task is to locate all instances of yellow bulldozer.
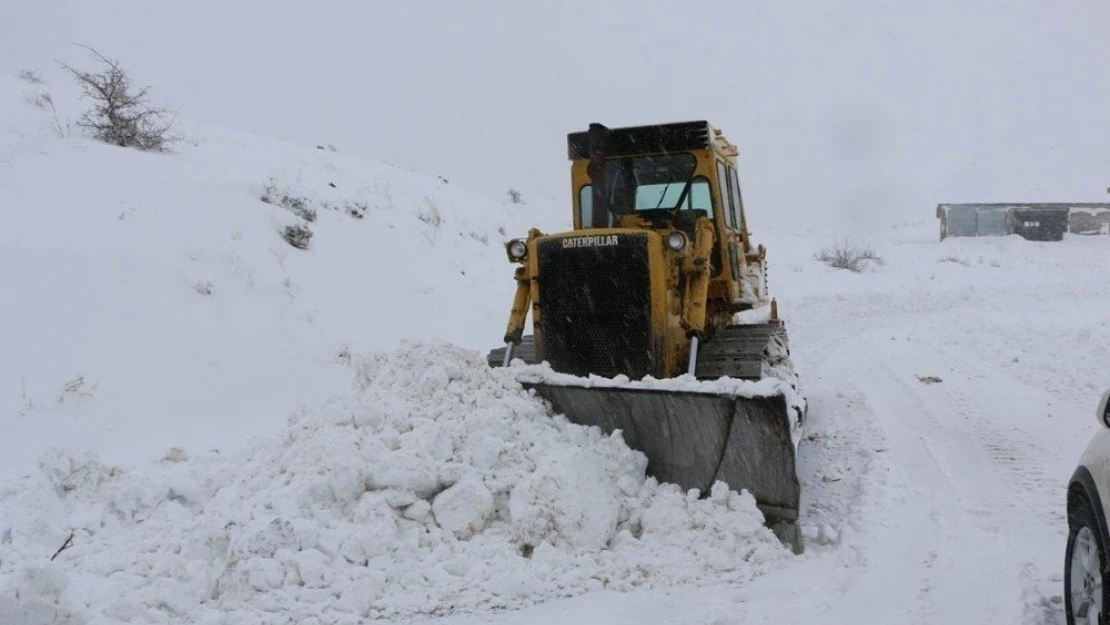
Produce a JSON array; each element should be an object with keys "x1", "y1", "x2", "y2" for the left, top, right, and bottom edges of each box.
[{"x1": 488, "y1": 121, "x2": 807, "y2": 552}]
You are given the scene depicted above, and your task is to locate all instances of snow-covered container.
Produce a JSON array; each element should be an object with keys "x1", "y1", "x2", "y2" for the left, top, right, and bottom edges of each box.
[
  {"x1": 1070, "y1": 206, "x2": 1110, "y2": 235},
  {"x1": 937, "y1": 202, "x2": 1110, "y2": 240}
]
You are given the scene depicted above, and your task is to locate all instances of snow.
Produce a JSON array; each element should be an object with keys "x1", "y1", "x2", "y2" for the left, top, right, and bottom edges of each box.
[
  {"x1": 3, "y1": 16, "x2": 1110, "y2": 625},
  {"x1": 508, "y1": 362, "x2": 807, "y2": 449},
  {"x1": 8, "y1": 185, "x2": 1107, "y2": 624},
  {"x1": 431, "y1": 476, "x2": 494, "y2": 539},
  {"x1": 510, "y1": 362, "x2": 788, "y2": 398},
  {"x1": 0, "y1": 342, "x2": 789, "y2": 624}
]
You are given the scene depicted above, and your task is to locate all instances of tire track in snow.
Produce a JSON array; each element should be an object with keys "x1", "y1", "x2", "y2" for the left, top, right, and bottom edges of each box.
[
  {"x1": 843, "y1": 326, "x2": 1072, "y2": 623},
  {"x1": 719, "y1": 337, "x2": 937, "y2": 623},
  {"x1": 849, "y1": 352, "x2": 1004, "y2": 624},
  {"x1": 764, "y1": 311, "x2": 1055, "y2": 623}
]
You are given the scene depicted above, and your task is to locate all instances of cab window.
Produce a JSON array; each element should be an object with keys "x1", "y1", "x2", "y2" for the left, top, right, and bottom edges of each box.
[
  {"x1": 579, "y1": 185, "x2": 614, "y2": 228},
  {"x1": 683, "y1": 177, "x2": 713, "y2": 214},
  {"x1": 727, "y1": 167, "x2": 745, "y2": 230},
  {"x1": 578, "y1": 177, "x2": 712, "y2": 227},
  {"x1": 716, "y1": 161, "x2": 735, "y2": 229}
]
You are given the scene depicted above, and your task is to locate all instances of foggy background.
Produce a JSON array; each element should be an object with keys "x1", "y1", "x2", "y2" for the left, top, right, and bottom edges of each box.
[{"x1": 4, "y1": 0, "x2": 1108, "y2": 231}]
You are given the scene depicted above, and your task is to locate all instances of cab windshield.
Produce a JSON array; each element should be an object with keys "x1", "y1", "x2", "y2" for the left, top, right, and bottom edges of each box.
[{"x1": 579, "y1": 153, "x2": 712, "y2": 227}]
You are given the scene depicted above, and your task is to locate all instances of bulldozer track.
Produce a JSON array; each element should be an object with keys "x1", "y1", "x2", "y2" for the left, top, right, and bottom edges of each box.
[{"x1": 696, "y1": 322, "x2": 793, "y2": 382}]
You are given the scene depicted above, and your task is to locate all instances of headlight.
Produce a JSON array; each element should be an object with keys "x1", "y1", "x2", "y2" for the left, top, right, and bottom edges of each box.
[
  {"x1": 666, "y1": 231, "x2": 688, "y2": 251},
  {"x1": 507, "y1": 239, "x2": 528, "y2": 260}
]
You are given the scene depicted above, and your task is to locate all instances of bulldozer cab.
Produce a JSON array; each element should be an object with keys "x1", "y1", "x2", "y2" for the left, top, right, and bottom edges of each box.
[{"x1": 569, "y1": 121, "x2": 765, "y2": 310}]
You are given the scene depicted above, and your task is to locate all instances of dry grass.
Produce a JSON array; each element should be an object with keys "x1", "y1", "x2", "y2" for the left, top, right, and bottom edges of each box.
[{"x1": 815, "y1": 240, "x2": 884, "y2": 272}]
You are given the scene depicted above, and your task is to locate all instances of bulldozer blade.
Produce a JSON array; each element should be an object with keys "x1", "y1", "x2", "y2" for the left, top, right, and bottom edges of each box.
[{"x1": 522, "y1": 381, "x2": 802, "y2": 552}]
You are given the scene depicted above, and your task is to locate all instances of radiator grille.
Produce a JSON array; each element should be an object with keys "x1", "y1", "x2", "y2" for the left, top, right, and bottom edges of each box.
[{"x1": 537, "y1": 234, "x2": 653, "y2": 379}]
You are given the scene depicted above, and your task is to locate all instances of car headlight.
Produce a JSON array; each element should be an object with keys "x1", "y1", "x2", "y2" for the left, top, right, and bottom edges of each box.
[
  {"x1": 666, "y1": 231, "x2": 688, "y2": 251},
  {"x1": 507, "y1": 239, "x2": 528, "y2": 260}
]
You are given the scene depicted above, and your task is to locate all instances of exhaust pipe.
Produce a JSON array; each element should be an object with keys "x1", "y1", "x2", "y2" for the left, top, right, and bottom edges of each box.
[{"x1": 587, "y1": 123, "x2": 610, "y2": 225}]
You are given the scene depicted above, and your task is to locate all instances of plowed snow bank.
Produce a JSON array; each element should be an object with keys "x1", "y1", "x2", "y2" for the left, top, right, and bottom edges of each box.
[{"x1": 0, "y1": 342, "x2": 789, "y2": 624}]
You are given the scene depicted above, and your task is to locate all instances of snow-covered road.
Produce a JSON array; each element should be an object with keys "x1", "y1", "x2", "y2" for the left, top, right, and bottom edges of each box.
[
  {"x1": 411, "y1": 236, "x2": 1110, "y2": 625},
  {"x1": 734, "y1": 287, "x2": 1089, "y2": 625}
]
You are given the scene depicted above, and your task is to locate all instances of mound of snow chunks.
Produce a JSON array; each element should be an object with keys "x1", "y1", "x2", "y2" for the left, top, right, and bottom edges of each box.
[{"x1": 0, "y1": 341, "x2": 790, "y2": 624}]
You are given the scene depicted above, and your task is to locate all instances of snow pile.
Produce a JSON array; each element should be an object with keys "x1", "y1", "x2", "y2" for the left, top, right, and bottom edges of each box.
[{"x1": 0, "y1": 341, "x2": 790, "y2": 624}]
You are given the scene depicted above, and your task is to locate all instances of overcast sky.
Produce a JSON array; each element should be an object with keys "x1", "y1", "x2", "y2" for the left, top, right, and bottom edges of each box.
[{"x1": 4, "y1": 0, "x2": 1109, "y2": 230}]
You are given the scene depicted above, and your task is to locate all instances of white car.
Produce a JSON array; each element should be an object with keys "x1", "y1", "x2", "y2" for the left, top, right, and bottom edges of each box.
[{"x1": 1067, "y1": 389, "x2": 1110, "y2": 625}]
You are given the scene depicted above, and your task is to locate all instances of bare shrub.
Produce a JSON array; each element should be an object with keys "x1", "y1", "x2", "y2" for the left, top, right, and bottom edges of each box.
[
  {"x1": 344, "y1": 201, "x2": 367, "y2": 220},
  {"x1": 418, "y1": 198, "x2": 442, "y2": 228},
  {"x1": 507, "y1": 188, "x2": 524, "y2": 204},
  {"x1": 18, "y1": 69, "x2": 43, "y2": 84},
  {"x1": 938, "y1": 254, "x2": 969, "y2": 266},
  {"x1": 417, "y1": 198, "x2": 442, "y2": 243},
  {"x1": 17, "y1": 377, "x2": 34, "y2": 416},
  {"x1": 337, "y1": 344, "x2": 353, "y2": 366},
  {"x1": 20, "y1": 89, "x2": 71, "y2": 138},
  {"x1": 51, "y1": 116, "x2": 73, "y2": 139},
  {"x1": 323, "y1": 199, "x2": 367, "y2": 220},
  {"x1": 162, "y1": 447, "x2": 189, "y2": 463},
  {"x1": 283, "y1": 223, "x2": 313, "y2": 250},
  {"x1": 261, "y1": 176, "x2": 316, "y2": 222},
  {"x1": 814, "y1": 240, "x2": 883, "y2": 273},
  {"x1": 24, "y1": 91, "x2": 54, "y2": 110},
  {"x1": 59, "y1": 45, "x2": 179, "y2": 151},
  {"x1": 58, "y1": 375, "x2": 97, "y2": 404}
]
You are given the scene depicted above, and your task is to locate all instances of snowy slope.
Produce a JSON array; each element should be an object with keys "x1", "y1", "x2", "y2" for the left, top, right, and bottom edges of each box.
[{"x1": 0, "y1": 72, "x2": 559, "y2": 478}]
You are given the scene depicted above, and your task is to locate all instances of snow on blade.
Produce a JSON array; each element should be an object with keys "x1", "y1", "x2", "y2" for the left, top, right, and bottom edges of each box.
[
  {"x1": 0, "y1": 341, "x2": 790, "y2": 624},
  {"x1": 509, "y1": 360, "x2": 788, "y2": 397},
  {"x1": 509, "y1": 360, "x2": 808, "y2": 449}
]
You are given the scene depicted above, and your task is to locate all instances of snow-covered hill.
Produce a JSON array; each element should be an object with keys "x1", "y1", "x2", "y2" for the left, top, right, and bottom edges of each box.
[{"x1": 0, "y1": 71, "x2": 559, "y2": 478}]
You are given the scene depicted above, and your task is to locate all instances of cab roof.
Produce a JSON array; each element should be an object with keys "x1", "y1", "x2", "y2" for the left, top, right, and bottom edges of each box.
[
  {"x1": 566, "y1": 121, "x2": 737, "y2": 161},
  {"x1": 568, "y1": 119, "x2": 714, "y2": 158}
]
